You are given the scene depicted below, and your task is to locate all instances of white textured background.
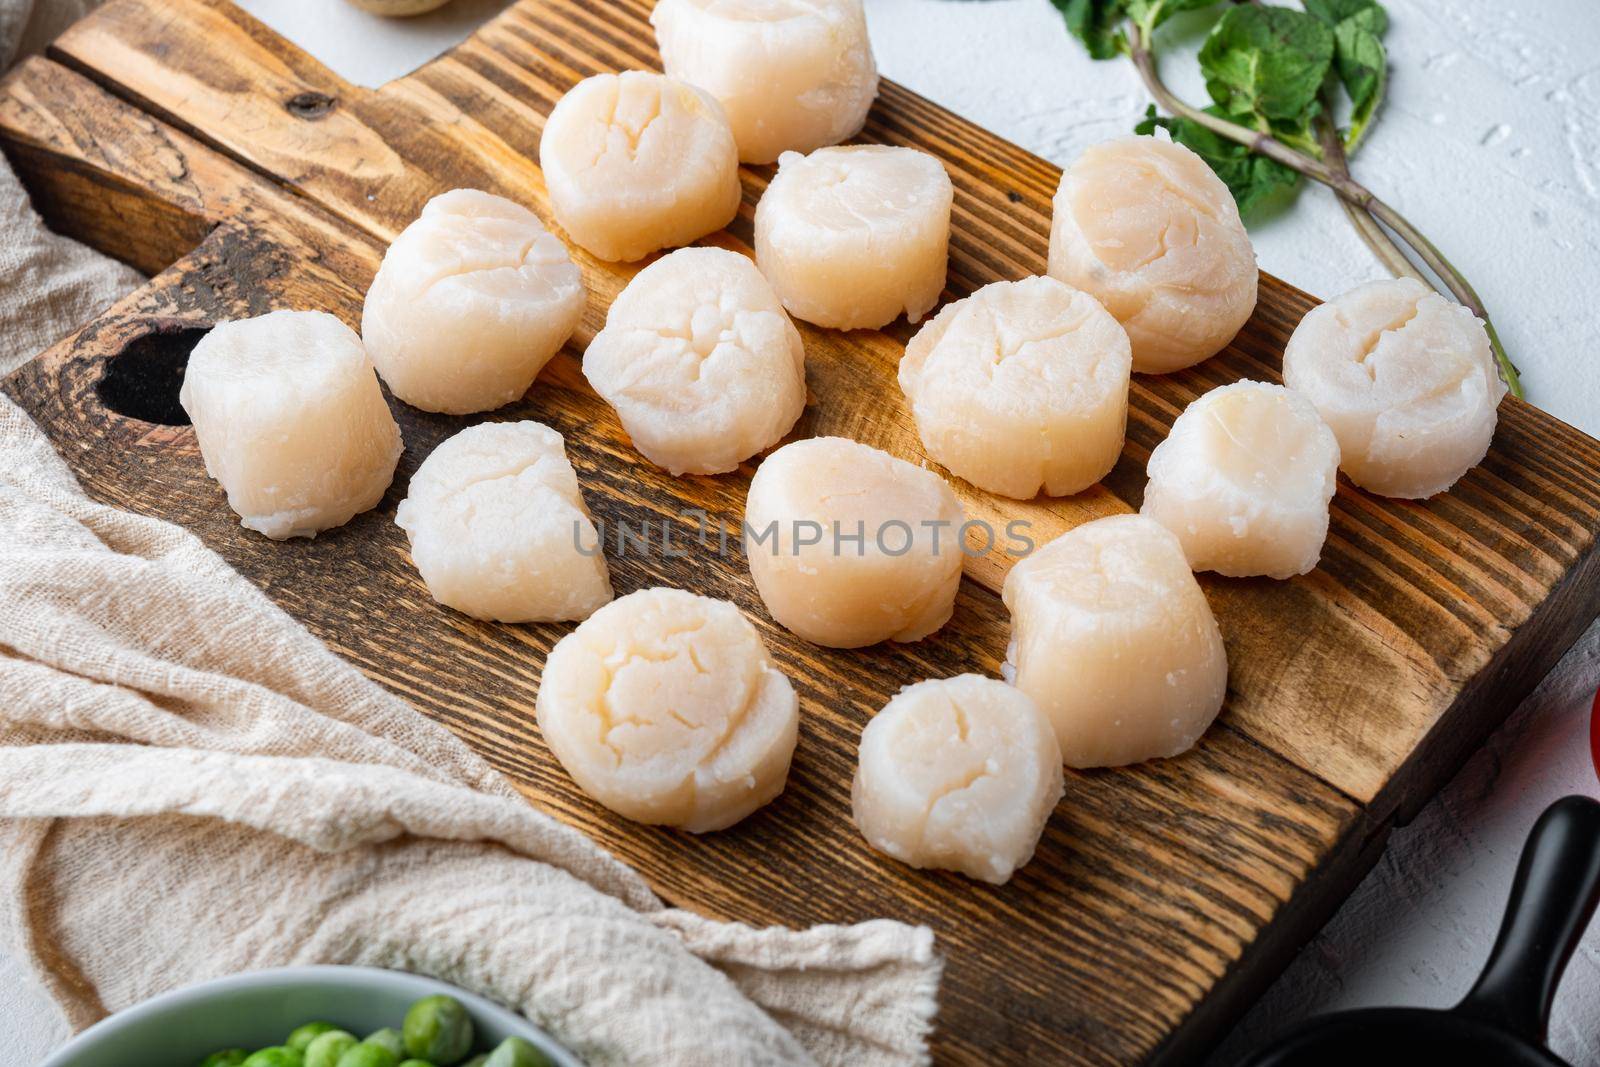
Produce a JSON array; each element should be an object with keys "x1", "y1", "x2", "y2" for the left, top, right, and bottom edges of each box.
[
  {"x1": 8, "y1": 1, "x2": 1599, "y2": 1063},
  {"x1": 864, "y1": 0, "x2": 1600, "y2": 439}
]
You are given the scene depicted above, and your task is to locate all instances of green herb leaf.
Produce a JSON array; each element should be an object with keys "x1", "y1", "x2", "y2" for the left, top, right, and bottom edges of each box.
[
  {"x1": 1302, "y1": 0, "x2": 1385, "y2": 31},
  {"x1": 1306, "y1": 0, "x2": 1389, "y2": 148},
  {"x1": 1335, "y1": 22, "x2": 1386, "y2": 127},
  {"x1": 1135, "y1": 104, "x2": 1300, "y2": 217},
  {"x1": 1197, "y1": 5, "x2": 1335, "y2": 125},
  {"x1": 1051, "y1": 0, "x2": 1128, "y2": 60},
  {"x1": 1053, "y1": 0, "x2": 1220, "y2": 60},
  {"x1": 1124, "y1": 0, "x2": 1221, "y2": 34}
]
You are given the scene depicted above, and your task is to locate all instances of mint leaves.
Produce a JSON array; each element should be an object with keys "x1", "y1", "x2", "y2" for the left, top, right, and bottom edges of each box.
[
  {"x1": 1057, "y1": 1, "x2": 1389, "y2": 218},
  {"x1": 1125, "y1": 0, "x2": 1223, "y2": 34},
  {"x1": 1135, "y1": 106, "x2": 1299, "y2": 216},
  {"x1": 1305, "y1": 0, "x2": 1390, "y2": 146},
  {"x1": 1044, "y1": 0, "x2": 1522, "y2": 396},
  {"x1": 1052, "y1": 0, "x2": 1220, "y2": 59},
  {"x1": 1199, "y1": 6, "x2": 1334, "y2": 128},
  {"x1": 1051, "y1": 0, "x2": 1129, "y2": 60},
  {"x1": 1133, "y1": 3, "x2": 1338, "y2": 218}
]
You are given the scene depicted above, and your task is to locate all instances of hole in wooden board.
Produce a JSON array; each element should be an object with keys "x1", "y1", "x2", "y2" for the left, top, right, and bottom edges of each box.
[
  {"x1": 285, "y1": 91, "x2": 337, "y2": 119},
  {"x1": 96, "y1": 321, "x2": 210, "y2": 426}
]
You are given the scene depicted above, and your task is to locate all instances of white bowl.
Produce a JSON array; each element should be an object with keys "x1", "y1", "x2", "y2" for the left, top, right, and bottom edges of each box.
[{"x1": 39, "y1": 965, "x2": 581, "y2": 1067}]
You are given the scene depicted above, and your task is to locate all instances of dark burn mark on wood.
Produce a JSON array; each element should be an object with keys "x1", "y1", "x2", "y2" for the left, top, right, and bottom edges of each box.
[{"x1": 167, "y1": 223, "x2": 290, "y2": 318}]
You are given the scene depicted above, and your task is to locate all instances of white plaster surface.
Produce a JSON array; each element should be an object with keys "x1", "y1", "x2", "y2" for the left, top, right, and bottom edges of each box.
[{"x1": 4, "y1": 2, "x2": 1597, "y2": 1064}]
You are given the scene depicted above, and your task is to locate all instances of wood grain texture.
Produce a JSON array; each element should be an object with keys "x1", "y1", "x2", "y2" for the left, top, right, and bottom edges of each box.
[
  {"x1": 0, "y1": 58, "x2": 1361, "y2": 1067},
  {"x1": 45, "y1": 0, "x2": 1600, "y2": 814},
  {"x1": 2, "y1": 1, "x2": 1598, "y2": 1061}
]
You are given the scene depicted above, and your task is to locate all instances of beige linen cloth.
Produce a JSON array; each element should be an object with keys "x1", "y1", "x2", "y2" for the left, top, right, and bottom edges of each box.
[
  {"x1": 0, "y1": 5, "x2": 939, "y2": 1064},
  {"x1": 0, "y1": 0, "x2": 142, "y2": 371},
  {"x1": 0, "y1": 404, "x2": 940, "y2": 1066}
]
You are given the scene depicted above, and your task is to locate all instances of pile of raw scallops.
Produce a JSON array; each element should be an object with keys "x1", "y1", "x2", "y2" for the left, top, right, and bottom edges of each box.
[{"x1": 178, "y1": 0, "x2": 1508, "y2": 886}]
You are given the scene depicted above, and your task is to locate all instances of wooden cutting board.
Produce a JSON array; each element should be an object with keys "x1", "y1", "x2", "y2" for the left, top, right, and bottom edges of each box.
[{"x1": 3, "y1": 1, "x2": 1597, "y2": 1062}]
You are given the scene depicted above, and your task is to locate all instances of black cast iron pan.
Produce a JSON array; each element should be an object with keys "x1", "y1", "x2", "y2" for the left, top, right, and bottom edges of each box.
[{"x1": 1241, "y1": 794, "x2": 1600, "y2": 1067}]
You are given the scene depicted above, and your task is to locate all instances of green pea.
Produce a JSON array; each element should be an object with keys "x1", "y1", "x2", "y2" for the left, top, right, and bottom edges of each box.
[
  {"x1": 305, "y1": 1030, "x2": 360, "y2": 1067},
  {"x1": 242, "y1": 1049, "x2": 304, "y2": 1067},
  {"x1": 460, "y1": 1057, "x2": 488, "y2": 1067},
  {"x1": 398, "y1": 1061, "x2": 438, "y2": 1067},
  {"x1": 402, "y1": 995, "x2": 474, "y2": 1065},
  {"x1": 288, "y1": 1023, "x2": 341, "y2": 1052},
  {"x1": 363, "y1": 1029, "x2": 407, "y2": 1059},
  {"x1": 198, "y1": 1051, "x2": 249, "y2": 1067},
  {"x1": 483, "y1": 1038, "x2": 552, "y2": 1067},
  {"x1": 336, "y1": 1045, "x2": 397, "y2": 1067}
]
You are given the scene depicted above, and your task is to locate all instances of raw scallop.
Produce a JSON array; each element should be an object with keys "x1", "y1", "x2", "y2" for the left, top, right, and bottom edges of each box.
[
  {"x1": 899, "y1": 276, "x2": 1132, "y2": 499},
  {"x1": 650, "y1": 0, "x2": 878, "y2": 164},
  {"x1": 539, "y1": 71, "x2": 741, "y2": 262},
  {"x1": 361, "y1": 189, "x2": 585, "y2": 415},
  {"x1": 394, "y1": 421, "x2": 612, "y2": 623},
  {"x1": 754, "y1": 145, "x2": 951, "y2": 330},
  {"x1": 1048, "y1": 135, "x2": 1257, "y2": 374},
  {"x1": 744, "y1": 436, "x2": 966, "y2": 648},
  {"x1": 1282, "y1": 278, "x2": 1506, "y2": 499},
  {"x1": 1001, "y1": 514, "x2": 1227, "y2": 767},
  {"x1": 852, "y1": 674, "x2": 1063, "y2": 885},
  {"x1": 1141, "y1": 380, "x2": 1340, "y2": 579},
  {"x1": 536, "y1": 587, "x2": 799, "y2": 832},
  {"x1": 583, "y1": 247, "x2": 806, "y2": 475},
  {"x1": 178, "y1": 310, "x2": 402, "y2": 540}
]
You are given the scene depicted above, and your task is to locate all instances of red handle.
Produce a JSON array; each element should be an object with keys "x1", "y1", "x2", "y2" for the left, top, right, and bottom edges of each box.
[{"x1": 1590, "y1": 684, "x2": 1598, "y2": 783}]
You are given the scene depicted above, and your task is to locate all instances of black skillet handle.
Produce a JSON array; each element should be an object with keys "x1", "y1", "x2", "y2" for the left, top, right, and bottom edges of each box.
[{"x1": 1453, "y1": 794, "x2": 1600, "y2": 1044}]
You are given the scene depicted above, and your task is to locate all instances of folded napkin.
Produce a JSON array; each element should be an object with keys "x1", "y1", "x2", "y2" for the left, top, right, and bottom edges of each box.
[{"x1": 0, "y1": 393, "x2": 940, "y2": 1065}]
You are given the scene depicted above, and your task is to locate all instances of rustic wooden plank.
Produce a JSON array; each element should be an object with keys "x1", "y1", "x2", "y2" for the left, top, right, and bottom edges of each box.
[
  {"x1": 0, "y1": 56, "x2": 388, "y2": 300},
  {"x1": 0, "y1": 57, "x2": 1365, "y2": 1066},
  {"x1": 45, "y1": 0, "x2": 1600, "y2": 816}
]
